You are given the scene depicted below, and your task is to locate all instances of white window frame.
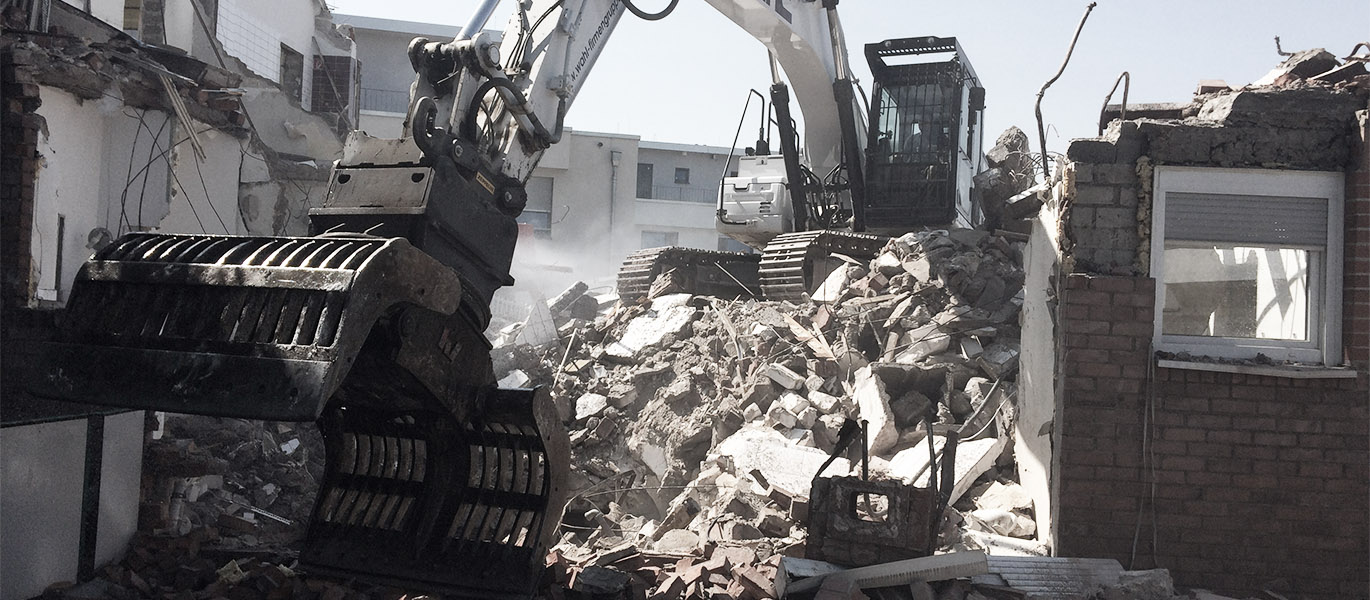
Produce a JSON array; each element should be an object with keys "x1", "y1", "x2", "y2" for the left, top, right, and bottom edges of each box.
[{"x1": 1151, "y1": 166, "x2": 1343, "y2": 365}]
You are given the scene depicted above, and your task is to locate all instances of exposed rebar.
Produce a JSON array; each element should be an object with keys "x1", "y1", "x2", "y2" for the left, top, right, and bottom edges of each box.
[
  {"x1": 1099, "y1": 71, "x2": 1130, "y2": 136},
  {"x1": 1035, "y1": 2, "x2": 1097, "y2": 182}
]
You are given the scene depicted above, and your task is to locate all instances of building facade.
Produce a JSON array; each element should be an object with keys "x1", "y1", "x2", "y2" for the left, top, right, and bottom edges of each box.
[
  {"x1": 1018, "y1": 84, "x2": 1368, "y2": 598},
  {"x1": 335, "y1": 14, "x2": 744, "y2": 294}
]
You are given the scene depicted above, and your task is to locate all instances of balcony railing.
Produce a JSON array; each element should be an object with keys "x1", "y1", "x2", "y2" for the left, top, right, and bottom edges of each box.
[
  {"x1": 360, "y1": 88, "x2": 410, "y2": 114},
  {"x1": 642, "y1": 184, "x2": 716, "y2": 203}
]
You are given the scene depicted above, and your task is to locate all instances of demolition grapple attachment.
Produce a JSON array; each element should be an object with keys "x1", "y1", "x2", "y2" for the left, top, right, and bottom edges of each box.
[{"x1": 27, "y1": 232, "x2": 568, "y2": 598}]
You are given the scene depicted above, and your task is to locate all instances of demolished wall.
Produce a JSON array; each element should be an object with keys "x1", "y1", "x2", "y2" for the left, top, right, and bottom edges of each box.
[{"x1": 1028, "y1": 54, "x2": 1370, "y2": 598}]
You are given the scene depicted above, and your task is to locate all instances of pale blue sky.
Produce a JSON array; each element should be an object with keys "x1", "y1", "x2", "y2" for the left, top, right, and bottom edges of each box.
[{"x1": 329, "y1": 0, "x2": 1370, "y2": 154}]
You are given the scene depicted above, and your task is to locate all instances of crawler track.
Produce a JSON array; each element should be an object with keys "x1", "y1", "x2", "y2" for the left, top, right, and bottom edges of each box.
[
  {"x1": 616, "y1": 246, "x2": 762, "y2": 304},
  {"x1": 758, "y1": 231, "x2": 891, "y2": 302}
]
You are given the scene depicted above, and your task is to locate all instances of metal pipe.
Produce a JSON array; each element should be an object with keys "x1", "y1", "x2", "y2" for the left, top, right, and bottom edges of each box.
[
  {"x1": 458, "y1": 0, "x2": 502, "y2": 41},
  {"x1": 1034, "y1": 2, "x2": 1097, "y2": 181}
]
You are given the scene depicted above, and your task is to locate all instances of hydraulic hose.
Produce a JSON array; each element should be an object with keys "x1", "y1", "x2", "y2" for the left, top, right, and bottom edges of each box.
[{"x1": 621, "y1": 0, "x2": 678, "y2": 21}]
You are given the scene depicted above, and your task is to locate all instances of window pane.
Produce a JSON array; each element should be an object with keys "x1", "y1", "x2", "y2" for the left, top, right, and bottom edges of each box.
[
  {"x1": 641, "y1": 230, "x2": 678, "y2": 248},
  {"x1": 636, "y1": 163, "x2": 653, "y2": 198},
  {"x1": 674, "y1": 167, "x2": 690, "y2": 185},
  {"x1": 1162, "y1": 244, "x2": 1311, "y2": 341}
]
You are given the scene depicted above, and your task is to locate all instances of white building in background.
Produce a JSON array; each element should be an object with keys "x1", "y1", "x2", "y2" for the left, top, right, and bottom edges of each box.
[{"x1": 335, "y1": 14, "x2": 746, "y2": 294}]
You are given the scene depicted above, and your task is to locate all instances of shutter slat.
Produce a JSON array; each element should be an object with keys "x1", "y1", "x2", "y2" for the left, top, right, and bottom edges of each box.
[{"x1": 1165, "y1": 192, "x2": 1327, "y2": 246}]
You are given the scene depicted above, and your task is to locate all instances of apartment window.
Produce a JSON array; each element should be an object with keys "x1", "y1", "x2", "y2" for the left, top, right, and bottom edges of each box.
[
  {"x1": 517, "y1": 176, "x2": 554, "y2": 240},
  {"x1": 280, "y1": 44, "x2": 304, "y2": 102},
  {"x1": 674, "y1": 167, "x2": 690, "y2": 185},
  {"x1": 641, "y1": 230, "x2": 679, "y2": 249},
  {"x1": 1151, "y1": 167, "x2": 1343, "y2": 364},
  {"x1": 636, "y1": 163, "x2": 654, "y2": 199}
]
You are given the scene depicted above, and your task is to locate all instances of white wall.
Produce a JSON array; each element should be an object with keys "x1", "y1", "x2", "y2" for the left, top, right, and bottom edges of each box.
[
  {"x1": 0, "y1": 420, "x2": 85, "y2": 600},
  {"x1": 1018, "y1": 204, "x2": 1064, "y2": 549},
  {"x1": 633, "y1": 198, "x2": 718, "y2": 251},
  {"x1": 158, "y1": 125, "x2": 247, "y2": 235},
  {"x1": 32, "y1": 89, "x2": 173, "y2": 304},
  {"x1": 95, "y1": 412, "x2": 146, "y2": 566},
  {"x1": 216, "y1": 0, "x2": 316, "y2": 92},
  {"x1": 82, "y1": 0, "x2": 125, "y2": 31},
  {"x1": 0, "y1": 412, "x2": 144, "y2": 600}
]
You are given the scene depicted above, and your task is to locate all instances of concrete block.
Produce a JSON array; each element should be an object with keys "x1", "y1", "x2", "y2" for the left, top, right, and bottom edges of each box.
[
  {"x1": 1073, "y1": 184, "x2": 1117, "y2": 207},
  {"x1": 852, "y1": 366, "x2": 898, "y2": 456},
  {"x1": 764, "y1": 364, "x2": 806, "y2": 390}
]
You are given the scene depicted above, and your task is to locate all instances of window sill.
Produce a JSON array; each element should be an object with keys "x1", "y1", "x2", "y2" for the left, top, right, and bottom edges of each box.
[{"x1": 1156, "y1": 359, "x2": 1359, "y2": 379}]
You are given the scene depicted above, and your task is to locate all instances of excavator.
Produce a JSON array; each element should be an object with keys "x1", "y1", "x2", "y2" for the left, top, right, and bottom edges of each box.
[
  {"x1": 27, "y1": 0, "x2": 980, "y2": 597},
  {"x1": 618, "y1": 7, "x2": 984, "y2": 302}
]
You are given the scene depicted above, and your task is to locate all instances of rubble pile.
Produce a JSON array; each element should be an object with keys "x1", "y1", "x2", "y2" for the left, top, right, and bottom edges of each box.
[
  {"x1": 485, "y1": 227, "x2": 1041, "y2": 594},
  {"x1": 140, "y1": 416, "x2": 324, "y2": 550}
]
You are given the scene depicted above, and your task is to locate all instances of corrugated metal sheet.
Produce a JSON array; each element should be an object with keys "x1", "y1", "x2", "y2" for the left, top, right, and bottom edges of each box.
[{"x1": 985, "y1": 556, "x2": 1124, "y2": 599}]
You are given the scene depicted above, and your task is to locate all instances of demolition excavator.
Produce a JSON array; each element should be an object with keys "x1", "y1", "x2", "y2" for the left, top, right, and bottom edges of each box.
[
  {"x1": 618, "y1": 11, "x2": 983, "y2": 302},
  {"x1": 28, "y1": 0, "x2": 978, "y2": 597}
]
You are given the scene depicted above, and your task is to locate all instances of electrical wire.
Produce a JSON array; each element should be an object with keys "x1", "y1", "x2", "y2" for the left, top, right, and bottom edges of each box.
[{"x1": 135, "y1": 112, "x2": 171, "y2": 230}]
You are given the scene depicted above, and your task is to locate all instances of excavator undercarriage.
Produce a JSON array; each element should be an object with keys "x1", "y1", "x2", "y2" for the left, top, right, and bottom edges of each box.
[{"x1": 616, "y1": 230, "x2": 890, "y2": 304}]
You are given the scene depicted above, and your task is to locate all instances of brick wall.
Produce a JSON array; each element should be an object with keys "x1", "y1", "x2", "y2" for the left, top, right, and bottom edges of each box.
[
  {"x1": 1, "y1": 48, "x2": 41, "y2": 307},
  {"x1": 1056, "y1": 252, "x2": 1369, "y2": 596}
]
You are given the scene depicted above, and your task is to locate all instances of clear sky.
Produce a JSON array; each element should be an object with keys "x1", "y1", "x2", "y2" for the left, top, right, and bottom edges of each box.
[{"x1": 328, "y1": 0, "x2": 1369, "y2": 154}]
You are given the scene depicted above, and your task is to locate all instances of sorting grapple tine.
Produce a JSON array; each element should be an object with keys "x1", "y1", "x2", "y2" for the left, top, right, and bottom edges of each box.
[{"x1": 25, "y1": 231, "x2": 568, "y2": 598}]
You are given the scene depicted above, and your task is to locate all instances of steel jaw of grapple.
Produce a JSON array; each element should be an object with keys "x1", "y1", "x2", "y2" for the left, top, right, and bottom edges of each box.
[{"x1": 26, "y1": 232, "x2": 569, "y2": 598}]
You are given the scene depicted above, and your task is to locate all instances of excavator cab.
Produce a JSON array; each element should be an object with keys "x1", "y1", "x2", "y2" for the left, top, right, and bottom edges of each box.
[{"x1": 864, "y1": 36, "x2": 985, "y2": 229}]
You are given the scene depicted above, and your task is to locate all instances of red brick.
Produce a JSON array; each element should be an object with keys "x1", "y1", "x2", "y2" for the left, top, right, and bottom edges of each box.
[
  {"x1": 1162, "y1": 427, "x2": 1206, "y2": 442},
  {"x1": 1075, "y1": 362, "x2": 1120, "y2": 378},
  {"x1": 1087, "y1": 277, "x2": 1138, "y2": 293},
  {"x1": 1110, "y1": 320, "x2": 1152, "y2": 337},
  {"x1": 1161, "y1": 455, "x2": 1205, "y2": 471},
  {"x1": 1066, "y1": 290, "x2": 1110, "y2": 306}
]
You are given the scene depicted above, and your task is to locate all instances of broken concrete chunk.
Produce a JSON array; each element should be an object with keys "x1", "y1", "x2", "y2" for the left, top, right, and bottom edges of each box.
[
  {"x1": 763, "y1": 363, "x2": 806, "y2": 390},
  {"x1": 901, "y1": 255, "x2": 933, "y2": 282},
  {"x1": 807, "y1": 390, "x2": 843, "y2": 414},
  {"x1": 852, "y1": 366, "x2": 897, "y2": 456},
  {"x1": 804, "y1": 374, "x2": 826, "y2": 392},
  {"x1": 756, "y1": 510, "x2": 794, "y2": 538},
  {"x1": 575, "y1": 393, "x2": 609, "y2": 421},
  {"x1": 766, "y1": 405, "x2": 798, "y2": 429},
  {"x1": 606, "y1": 382, "x2": 639, "y2": 409},
  {"x1": 497, "y1": 369, "x2": 530, "y2": 388},
  {"x1": 780, "y1": 392, "x2": 812, "y2": 415},
  {"x1": 571, "y1": 566, "x2": 632, "y2": 595},
  {"x1": 654, "y1": 529, "x2": 701, "y2": 554},
  {"x1": 811, "y1": 266, "x2": 851, "y2": 304},
  {"x1": 894, "y1": 323, "x2": 951, "y2": 364},
  {"x1": 890, "y1": 390, "x2": 934, "y2": 429},
  {"x1": 743, "y1": 403, "x2": 763, "y2": 422},
  {"x1": 795, "y1": 407, "x2": 819, "y2": 429},
  {"x1": 976, "y1": 342, "x2": 1020, "y2": 379},
  {"x1": 975, "y1": 481, "x2": 1033, "y2": 513},
  {"x1": 873, "y1": 252, "x2": 903, "y2": 277},
  {"x1": 965, "y1": 508, "x2": 1036, "y2": 539},
  {"x1": 604, "y1": 298, "x2": 698, "y2": 361},
  {"x1": 1095, "y1": 569, "x2": 1177, "y2": 600}
]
